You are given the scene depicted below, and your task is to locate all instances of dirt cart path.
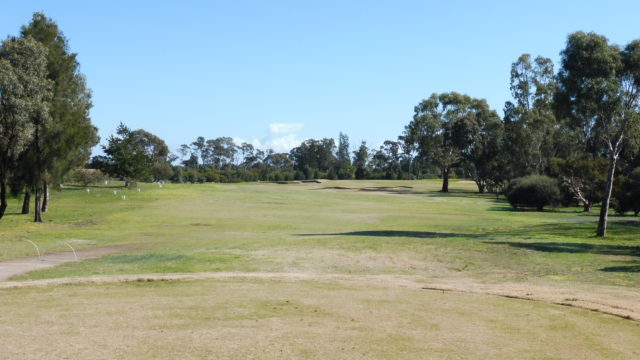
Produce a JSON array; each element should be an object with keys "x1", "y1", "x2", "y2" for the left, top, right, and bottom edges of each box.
[{"x1": 0, "y1": 246, "x2": 130, "y2": 281}]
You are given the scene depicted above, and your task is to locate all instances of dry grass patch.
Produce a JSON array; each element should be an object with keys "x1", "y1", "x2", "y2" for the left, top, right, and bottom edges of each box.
[{"x1": 0, "y1": 278, "x2": 638, "y2": 360}]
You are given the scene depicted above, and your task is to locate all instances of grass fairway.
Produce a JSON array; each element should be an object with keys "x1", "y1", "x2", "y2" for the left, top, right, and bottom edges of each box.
[{"x1": 0, "y1": 180, "x2": 639, "y2": 359}]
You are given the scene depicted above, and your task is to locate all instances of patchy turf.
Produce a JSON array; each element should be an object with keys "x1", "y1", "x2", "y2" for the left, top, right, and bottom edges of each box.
[
  {"x1": 0, "y1": 279, "x2": 639, "y2": 360},
  {"x1": 1, "y1": 179, "x2": 639, "y2": 358}
]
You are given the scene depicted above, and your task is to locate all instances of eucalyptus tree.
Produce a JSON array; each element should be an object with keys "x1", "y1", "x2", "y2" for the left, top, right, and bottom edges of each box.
[
  {"x1": 189, "y1": 136, "x2": 207, "y2": 167},
  {"x1": 353, "y1": 141, "x2": 370, "y2": 180},
  {"x1": 335, "y1": 132, "x2": 353, "y2": 179},
  {"x1": 131, "y1": 129, "x2": 173, "y2": 181},
  {"x1": 239, "y1": 142, "x2": 258, "y2": 169},
  {"x1": 463, "y1": 111, "x2": 505, "y2": 193},
  {"x1": 555, "y1": 32, "x2": 640, "y2": 237},
  {"x1": 264, "y1": 152, "x2": 293, "y2": 169},
  {"x1": 549, "y1": 155, "x2": 608, "y2": 212},
  {"x1": 205, "y1": 137, "x2": 237, "y2": 169},
  {"x1": 21, "y1": 13, "x2": 98, "y2": 213},
  {"x1": 503, "y1": 54, "x2": 557, "y2": 178},
  {"x1": 290, "y1": 138, "x2": 336, "y2": 177},
  {"x1": 403, "y1": 92, "x2": 499, "y2": 192},
  {"x1": 0, "y1": 36, "x2": 51, "y2": 220},
  {"x1": 100, "y1": 123, "x2": 154, "y2": 187}
]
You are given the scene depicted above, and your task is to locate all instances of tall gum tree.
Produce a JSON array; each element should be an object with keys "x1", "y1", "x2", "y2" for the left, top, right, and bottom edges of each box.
[
  {"x1": 0, "y1": 37, "x2": 51, "y2": 220},
  {"x1": 555, "y1": 32, "x2": 640, "y2": 237},
  {"x1": 20, "y1": 13, "x2": 99, "y2": 215},
  {"x1": 403, "y1": 92, "x2": 499, "y2": 193},
  {"x1": 503, "y1": 54, "x2": 558, "y2": 177}
]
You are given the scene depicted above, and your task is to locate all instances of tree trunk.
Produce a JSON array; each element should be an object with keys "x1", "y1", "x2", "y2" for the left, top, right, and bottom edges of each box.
[
  {"x1": 0, "y1": 174, "x2": 7, "y2": 219},
  {"x1": 41, "y1": 182, "x2": 49, "y2": 213},
  {"x1": 0, "y1": 174, "x2": 9, "y2": 219},
  {"x1": 441, "y1": 167, "x2": 449, "y2": 192},
  {"x1": 583, "y1": 201, "x2": 592, "y2": 213},
  {"x1": 22, "y1": 190, "x2": 31, "y2": 214},
  {"x1": 34, "y1": 186, "x2": 43, "y2": 223},
  {"x1": 476, "y1": 180, "x2": 485, "y2": 194},
  {"x1": 596, "y1": 154, "x2": 618, "y2": 237}
]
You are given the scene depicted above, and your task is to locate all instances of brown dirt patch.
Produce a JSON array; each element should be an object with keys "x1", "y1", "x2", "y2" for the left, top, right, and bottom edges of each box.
[
  {"x1": 1, "y1": 271, "x2": 638, "y2": 322},
  {"x1": 0, "y1": 245, "x2": 135, "y2": 281}
]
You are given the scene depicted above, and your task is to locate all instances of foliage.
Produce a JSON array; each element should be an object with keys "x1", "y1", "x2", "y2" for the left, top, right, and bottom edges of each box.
[
  {"x1": 613, "y1": 167, "x2": 640, "y2": 215},
  {"x1": 555, "y1": 31, "x2": 640, "y2": 236},
  {"x1": 403, "y1": 92, "x2": 501, "y2": 192},
  {"x1": 335, "y1": 132, "x2": 353, "y2": 179},
  {"x1": 98, "y1": 123, "x2": 154, "y2": 187},
  {"x1": 353, "y1": 141, "x2": 369, "y2": 179},
  {"x1": 548, "y1": 155, "x2": 608, "y2": 212},
  {"x1": 0, "y1": 36, "x2": 51, "y2": 219},
  {"x1": 20, "y1": 13, "x2": 99, "y2": 187},
  {"x1": 503, "y1": 54, "x2": 558, "y2": 178},
  {"x1": 290, "y1": 138, "x2": 336, "y2": 177},
  {"x1": 130, "y1": 129, "x2": 173, "y2": 181},
  {"x1": 506, "y1": 175, "x2": 563, "y2": 211},
  {"x1": 67, "y1": 168, "x2": 107, "y2": 186}
]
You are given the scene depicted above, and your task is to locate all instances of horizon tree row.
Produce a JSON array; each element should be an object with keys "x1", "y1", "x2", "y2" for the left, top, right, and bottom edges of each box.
[{"x1": 107, "y1": 31, "x2": 636, "y2": 237}]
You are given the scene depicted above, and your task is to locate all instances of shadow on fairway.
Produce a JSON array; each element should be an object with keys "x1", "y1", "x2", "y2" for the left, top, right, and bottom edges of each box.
[
  {"x1": 299, "y1": 230, "x2": 479, "y2": 238},
  {"x1": 488, "y1": 205, "x2": 577, "y2": 214},
  {"x1": 487, "y1": 241, "x2": 640, "y2": 257},
  {"x1": 428, "y1": 191, "x2": 490, "y2": 198},
  {"x1": 600, "y1": 264, "x2": 640, "y2": 272}
]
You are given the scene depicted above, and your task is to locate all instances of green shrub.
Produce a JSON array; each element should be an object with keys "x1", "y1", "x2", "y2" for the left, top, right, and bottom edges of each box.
[
  {"x1": 506, "y1": 175, "x2": 562, "y2": 211},
  {"x1": 614, "y1": 167, "x2": 640, "y2": 215},
  {"x1": 67, "y1": 168, "x2": 107, "y2": 186}
]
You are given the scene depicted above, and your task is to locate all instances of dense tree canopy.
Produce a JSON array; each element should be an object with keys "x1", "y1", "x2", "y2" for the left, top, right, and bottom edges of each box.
[
  {"x1": 98, "y1": 123, "x2": 154, "y2": 187},
  {"x1": 556, "y1": 31, "x2": 640, "y2": 236},
  {"x1": 403, "y1": 92, "x2": 500, "y2": 192},
  {"x1": 0, "y1": 36, "x2": 51, "y2": 219}
]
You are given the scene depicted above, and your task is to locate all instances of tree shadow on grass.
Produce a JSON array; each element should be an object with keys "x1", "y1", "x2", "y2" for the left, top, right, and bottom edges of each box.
[
  {"x1": 4, "y1": 212, "x2": 25, "y2": 216},
  {"x1": 299, "y1": 230, "x2": 482, "y2": 239},
  {"x1": 600, "y1": 264, "x2": 640, "y2": 272},
  {"x1": 427, "y1": 191, "x2": 490, "y2": 198},
  {"x1": 313, "y1": 186, "x2": 431, "y2": 196},
  {"x1": 487, "y1": 241, "x2": 640, "y2": 256},
  {"x1": 488, "y1": 204, "x2": 579, "y2": 214}
]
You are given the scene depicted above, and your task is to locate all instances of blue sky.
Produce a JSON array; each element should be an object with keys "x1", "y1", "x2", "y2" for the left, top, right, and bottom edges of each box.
[{"x1": 1, "y1": 1, "x2": 639, "y2": 155}]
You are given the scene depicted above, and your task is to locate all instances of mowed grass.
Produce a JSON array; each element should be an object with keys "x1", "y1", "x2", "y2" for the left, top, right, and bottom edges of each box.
[
  {"x1": 1, "y1": 279, "x2": 639, "y2": 360},
  {"x1": 1, "y1": 180, "x2": 639, "y2": 359},
  {"x1": 1, "y1": 180, "x2": 638, "y2": 286}
]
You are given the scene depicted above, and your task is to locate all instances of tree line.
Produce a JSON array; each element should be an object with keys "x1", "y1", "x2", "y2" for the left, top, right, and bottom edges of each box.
[
  {"x1": 2, "y1": 13, "x2": 638, "y2": 238},
  {"x1": 90, "y1": 130, "x2": 435, "y2": 184},
  {"x1": 95, "y1": 31, "x2": 638, "y2": 238},
  {"x1": 92, "y1": 32, "x2": 640, "y2": 237}
]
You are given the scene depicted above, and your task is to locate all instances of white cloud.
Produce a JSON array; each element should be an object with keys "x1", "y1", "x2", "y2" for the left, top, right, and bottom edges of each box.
[
  {"x1": 234, "y1": 122, "x2": 303, "y2": 153},
  {"x1": 267, "y1": 133, "x2": 301, "y2": 152},
  {"x1": 268, "y1": 122, "x2": 304, "y2": 136}
]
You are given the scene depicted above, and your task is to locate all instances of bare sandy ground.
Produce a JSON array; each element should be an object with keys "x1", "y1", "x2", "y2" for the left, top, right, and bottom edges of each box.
[
  {"x1": 0, "y1": 246, "x2": 132, "y2": 281},
  {"x1": 1, "y1": 266, "x2": 638, "y2": 322}
]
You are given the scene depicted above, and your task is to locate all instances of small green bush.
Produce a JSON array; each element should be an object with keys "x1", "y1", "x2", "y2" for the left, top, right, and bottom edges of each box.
[
  {"x1": 506, "y1": 175, "x2": 562, "y2": 211},
  {"x1": 67, "y1": 168, "x2": 107, "y2": 186},
  {"x1": 614, "y1": 167, "x2": 640, "y2": 215}
]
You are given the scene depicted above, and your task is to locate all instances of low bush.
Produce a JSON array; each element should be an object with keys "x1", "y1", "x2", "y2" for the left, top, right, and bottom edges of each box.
[
  {"x1": 614, "y1": 167, "x2": 640, "y2": 215},
  {"x1": 506, "y1": 175, "x2": 562, "y2": 211},
  {"x1": 67, "y1": 168, "x2": 107, "y2": 186}
]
